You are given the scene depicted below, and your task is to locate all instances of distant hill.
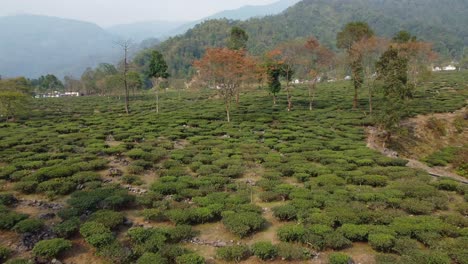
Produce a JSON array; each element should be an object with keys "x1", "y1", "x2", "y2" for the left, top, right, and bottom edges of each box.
[
  {"x1": 154, "y1": 0, "x2": 468, "y2": 77},
  {"x1": 106, "y1": 0, "x2": 300, "y2": 42},
  {"x1": 107, "y1": 20, "x2": 187, "y2": 42},
  {"x1": 0, "y1": 14, "x2": 121, "y2": 78},
  {"x1": 169, "y1": 0, "x2": 301, "y2": 36}
]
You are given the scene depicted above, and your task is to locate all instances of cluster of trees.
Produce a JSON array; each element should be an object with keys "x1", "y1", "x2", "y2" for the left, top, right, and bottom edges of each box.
[{"x1": 193, "y1": 22, "x2": 435, "y2": 131}]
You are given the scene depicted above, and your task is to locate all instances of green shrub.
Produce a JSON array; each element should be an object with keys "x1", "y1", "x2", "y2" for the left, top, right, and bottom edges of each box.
[
  {"x1": 0, "y1": 246, "x2": 11, "y2": 262},
  {"x1": 167, "y1": 225, "x2": 198, "y2": 243},
  {"x1": 251, "y1": 242, "x2": 277, "y2": 260},
  {"x1": 4, "y1": 258, "x2": 32, "y2": 264},
  {"x1": 277, "y1": 224, "x2": 306, "y2": 242},
  {"x1": 325, "y1": 232, "x2": 352, "y2": 250},
  {"x1": 142, "y1": 209, "x2": 166, "y2": 222},
  {"x1": 216, "y1": 245, "x2": 251, "y2": 262},
  {"x1": 329, "y1": 253, "x2": 352, "y2": 264},
  {"x1": 0, "y1": 193, "x2": 16, "y2": 206},
  {"x1": 222, "y1": 211, "x2": 265, "y2": 238},
  {"x1": 277, "y1": 243, "x2": 310, "y2": 261},
  {"x1": 175, "y1": 253, "x2": 205, "y2": 264},
  {"x1": 272, "y1": 205, "x2": 297, "y2": 221},
  {"x1": 137, "y1": 253, "x2": 167, "y2": 264},
  {"x1": 400, "y1": 198, "x2": 434, "y2": 215},
  {"x1": 14, "y1": 181, "x2": 38, "y2": 194},
  {"x1": 53, "y1": 218, "x2": 80, "y2": 238},
  {"x1": 89, "y1": 210, "x2": 124, "y2": 229},
  {"x1": 368, "y1": 233, "x2": 395, "y2": 252},
  {"x1": 0, "y1": 211, "x2": 28, "y2": 230},
  {"x1": 32, "y1": 238, "x2": 72, "y2": 259},
  {"x1": 80, "y1": 221, "x2": 114, "y2": 249},
  {"x1": 434, "y1": 179, "x2": 459, "y2": 191},
  {"x1": 13, "y1": 218, "x2": 43, "y2": 233},
  {"x1": 392, "y1": 237, "x2": 419, "y2": 255},
  {"x1": 338, "y1": 224, "x2": 369, "y2": 241}
]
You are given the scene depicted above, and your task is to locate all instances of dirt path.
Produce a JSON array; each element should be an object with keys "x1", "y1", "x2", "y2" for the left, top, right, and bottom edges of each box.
[{"x1": 366, "y1": 126, "x2": 468, "y2": 184}]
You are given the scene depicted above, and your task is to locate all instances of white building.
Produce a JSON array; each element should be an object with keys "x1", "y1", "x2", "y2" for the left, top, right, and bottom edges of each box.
[{"x1": 442, "y1": 65, "x2": 456, "y2": 71}]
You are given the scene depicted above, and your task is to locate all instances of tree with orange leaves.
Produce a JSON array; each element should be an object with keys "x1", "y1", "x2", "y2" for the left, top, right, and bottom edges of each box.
[
  {"x1": 304, "y1": 37, "x2": 335, "y2": 111},
  {"x1": 194, "y1": 47, "x2": 256, "y2": 122}
]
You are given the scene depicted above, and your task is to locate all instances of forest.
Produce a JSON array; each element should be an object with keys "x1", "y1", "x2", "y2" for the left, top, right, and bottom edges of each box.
[{"x1": 0, "y1": 1, "x2": 467, "y2": 263}]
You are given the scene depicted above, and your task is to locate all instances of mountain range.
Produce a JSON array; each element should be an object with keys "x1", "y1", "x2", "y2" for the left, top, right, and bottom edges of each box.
[
  {"x1": 155, "y1": 0, "x2": 468, "y2": 77},
  {"x1": 0, "y1": 0, "x2": 297, "y2": 78},
  {"x1": 0, "y1": 0, "x2": 467, "y2": 79}
]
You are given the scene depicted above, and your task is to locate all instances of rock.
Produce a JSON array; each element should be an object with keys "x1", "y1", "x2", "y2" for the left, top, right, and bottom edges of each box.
[
  {"x1": 51, "y1": 259, "x2": 63, "y2": 264},
  {"x1": 213, "y1": 241, "x2": 227, "y2": 247},
  {"x1": 123, "y1": 218, "x2": 133, "y2": 226},
  {"x1": 39, "y1": 213, "x2": 56, "y2": 220}
]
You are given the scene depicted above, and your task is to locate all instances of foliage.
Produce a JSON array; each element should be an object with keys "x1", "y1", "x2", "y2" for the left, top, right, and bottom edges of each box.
[
  {"x1": 329, "y1": 253, "x2": 352, "y2": 264},
  {"x1": 216, "y1": 245, "x2": 251, "y2": 262},
  {"x1": 32, "y1": 238, "x2": 72, "y2": 259},
  {"x1": 13, "y1": 218, "x2": 43, "y2": 233},
  {"x1": 175, "y1": 253, "x2": 205, "y2": 264},
  {"x1": 251, "y1": 242, "x2": 277, "y2": 260},
  {"x1": 222, "y1": 211, "x2": 265, "y2": 237}
]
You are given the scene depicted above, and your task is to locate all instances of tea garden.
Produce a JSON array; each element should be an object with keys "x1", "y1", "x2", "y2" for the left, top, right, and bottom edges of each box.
[{"x1": 0, "y1": 71, "x2": 467, "y2": 264}]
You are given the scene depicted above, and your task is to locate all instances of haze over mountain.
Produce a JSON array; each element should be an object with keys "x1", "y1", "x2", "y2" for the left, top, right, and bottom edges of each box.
[
  {"x1": 0, "y1": 0, "x2": 300, "y2": 78},
  {"x1": 106, "y1": 0, "x2": 301, "y2": 41},
  {"x1": 0, "y1": 14, "x2": 121, "y2": 78}
]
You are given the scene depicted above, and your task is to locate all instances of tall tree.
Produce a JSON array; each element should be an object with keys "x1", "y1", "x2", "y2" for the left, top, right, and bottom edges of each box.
[
  {"x1": 337, "y1": 22, "x2": 375, "y2": 109},
  {"x1": 228, "y1": 26, "x2": 249, "y2": 51},
  {"x1": 194, "y1": 48, "x2": 256, "y2": 122},
  {"x1": 116, "y1": 40, "x2": 132, "y2": 114},
  {"x1": 375, "y1": 46, "x2": 409, "y2": 145},
  {"x1": 350, "y1": 37, "x2": 389, "y2": 113},
  {"x1": 304, "y1": 37, "x2": 335, "y2": 111},
  {"x1": 147, "y1": 50, "x2": 170, "y2": 113},
  {"x1": 31, "y1": 74, "x2": 64, "y2": 93}
]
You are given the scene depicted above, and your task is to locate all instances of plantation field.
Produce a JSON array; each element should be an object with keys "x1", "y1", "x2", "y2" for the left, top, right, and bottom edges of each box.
[{"x1": 0, "y1": 71, "x2": 467, "y2": 264}]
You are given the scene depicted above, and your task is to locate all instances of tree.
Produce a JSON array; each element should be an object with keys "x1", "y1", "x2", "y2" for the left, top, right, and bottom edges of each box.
[
  {"x1": 0, "y1": 77, "x2": 32, "y2": 121},
  {"x1": 229, "y1": 26, "x2": 249, "y2": 51},
  {"x1": 147, "y1": 50, "x2": 170, "y2": 113},
  {"x1": 393, "y1": 30, "x2": 417, "y2": 43},
  {"x1": 63, "y1": 76, "x2": 82, "y2": 93},
  {"x1": 116, "y1": 40, "x2": 132, "y2": 114},
  {"x1": 375, "y1": 46, "x2": 410, "y2": 146},
  {"x1": 350, "y1": 37, "x2": 389, "y2": 113},
  {"x1": 81, "y1": 68, "x2": 97, "y2": 95},
  {"x1": 194, "y1": 48, "x2": 256, "y2": 122},
  {"x1": 337, "y1": 22, "x2": 375, "y2": 109},
  {"x1": 128, "y1": 72, "x2": 144, "y2": 96},
  {"x1": 31, "y1": 74, "x2": 64, "y2": 93},
  {"x1": 396, "y1": 40, "x2": 436, "y2": 95},
  {"x1": 272, "y1": 40, "x2": 307, "y2": 111},
  {"x1": 304, "y1": 37, "x2": 335, "y2": 111}
]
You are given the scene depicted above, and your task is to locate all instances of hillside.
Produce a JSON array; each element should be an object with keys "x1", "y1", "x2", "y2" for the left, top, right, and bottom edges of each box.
[
  {"x1": 155, "y1": 0, "x2": 468, "y2": 77},
  {"x1": 0, "y1": 15, "x2": 121, "y2": 78}
]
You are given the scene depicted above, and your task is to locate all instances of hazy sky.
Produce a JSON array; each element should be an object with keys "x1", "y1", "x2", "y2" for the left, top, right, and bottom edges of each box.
[{"x1": 0, "y1": 0, "x2": 278, "y2": 27}]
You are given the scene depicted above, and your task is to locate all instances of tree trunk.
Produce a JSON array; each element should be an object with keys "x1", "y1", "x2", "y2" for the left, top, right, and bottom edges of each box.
[
  {"x1": 368, "y1": 84, "x2": 373, "y2": 114},
  {"x1": 308, "y1": 82, "x2": 316, "y2": 111},
  {"x1": 286, "y1": 85, "x2": 292, "y2": 112},
  {"x1": 353, "y1": 87, "x2": 358, "y2": 109},
  {"x1": 123, "y1": 43, "x2": 130, "y2": 114},
  {"x1": 156, "y1": 88, "x2": 159, "y2": 114},
  {"x1": 225, "y1": 99, "x2": 231, "y2": 123},
  {"x1": 273, "y1": 94, "x2": 277, "y2": 105}
]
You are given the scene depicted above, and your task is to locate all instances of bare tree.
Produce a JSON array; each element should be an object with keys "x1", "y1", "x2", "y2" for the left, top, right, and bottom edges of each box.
[{"x1": 115, "y1": 40, "x2": 132, "y2": 114}]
